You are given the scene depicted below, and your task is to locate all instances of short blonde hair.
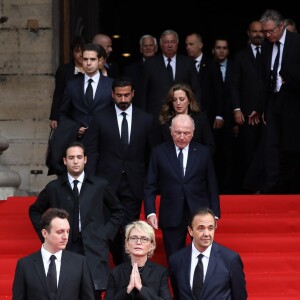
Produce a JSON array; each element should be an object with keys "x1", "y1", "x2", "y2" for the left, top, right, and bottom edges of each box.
[{"x1": 125, "y1": 220, "x2": 156, "y2": 258}]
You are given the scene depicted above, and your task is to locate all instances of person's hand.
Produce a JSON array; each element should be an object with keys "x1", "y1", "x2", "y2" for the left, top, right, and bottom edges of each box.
[
  {"x1": 234, "y1": 110, "x2": 245, "y2": 125},
  {"x1": 78, "y1": 127, "x2": 88, "y2": 138},
  {"x1": 50, "y1": 120, "x2": 57, "y2": 129},
  {"x1": 132, "y1": 263, "x2": 142, "y2": 291},
  {"x1": 213, "y1": 119, "x2": 224, "y2": 129},
  {"x1": 127, "y1": 263, "x2": 142, "y2": 293},
  {"x1": 147, "y1": 215, "x2": 158, "y2": 229},
  {"x1": 248, "y1": 111, "x2": 260, "y2": 126},
  {"x1": 127, "y1": 265, "x2": 135, "y2": 294}
]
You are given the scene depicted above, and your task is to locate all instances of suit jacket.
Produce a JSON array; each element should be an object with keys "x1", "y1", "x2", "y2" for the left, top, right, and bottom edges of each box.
[
  {"x1": 231, "y1": 45, "x2": 264, "y2": 115},
  {"x1": 141, "y1": 54, "x2": 201, "y2": 123},
  {"x1": 85, "y1": 106, "x2": 155, "y2": 200},
  {"x1": 144, "y1": 141, "x2": 220, "y2": 228},
  {"x1": 29, "y1": 173, "x2": 124, "y2": 290},
  {"x1": 105, "y1": 59, "x2": 121, "y2": 78},
  {"x1": 60, "y1": 73, "x2": 113, "y2": 128},
  {"x1": 12, "y1": 250, "x2": 95, "y2": 300},
  {"x1": 104, "y1": 260, "x2": 172, "y2": 300},
  {"x1": 168, "y1": 243, "x2": 247, "y2": 300},
  {"x1": 200, "y1": 61, "x2": 224, "y2": 125},
  {"x1": 49, "y1": 61, "x2": 84, "y2": 121},
  {"x1": 262, "y1": 30, "x2": 300, "y2": 151}
]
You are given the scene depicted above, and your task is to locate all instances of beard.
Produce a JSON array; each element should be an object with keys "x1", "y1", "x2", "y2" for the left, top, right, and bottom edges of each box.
[{"x1": 116, "y1": 102, "x2": 131, "y2": 110}]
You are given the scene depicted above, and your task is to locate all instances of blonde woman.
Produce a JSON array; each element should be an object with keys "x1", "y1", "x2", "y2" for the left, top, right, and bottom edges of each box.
[{"x1": 104, "y1": 220, "x2": 172, "y2": 300}]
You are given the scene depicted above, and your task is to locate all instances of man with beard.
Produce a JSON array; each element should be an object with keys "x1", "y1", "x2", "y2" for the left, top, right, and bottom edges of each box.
[{"x1": 85, "y1": 76, "x2": 155, "y2": 265}]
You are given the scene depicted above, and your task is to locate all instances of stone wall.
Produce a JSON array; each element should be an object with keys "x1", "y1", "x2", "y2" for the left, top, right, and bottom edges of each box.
[{"x1": 0, "y1": 0, "x2": 56, "y2": 195}]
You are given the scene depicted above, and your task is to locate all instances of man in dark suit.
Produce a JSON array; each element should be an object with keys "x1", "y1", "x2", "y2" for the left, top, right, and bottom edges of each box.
[
  {"x1": 144, "y1": 114, "x2": 219, "y2": 259},
  {"x1": 49, "y1": 43, "x2": 113, "y2": 175},
  {"x1": 141, "y1": 29, "x2": 201, "y2": 123},
  {"x1": 29, "y1": 142, "x2": 124, "y2": 298},
  {"x1": 260, "y1": 9, "x2": 300, "y2": 193},
  {"x1": 231, "y1": 21, "x2": 265, "y2": 193},
  {"x1": 13, "y1": 208, "x2": 95, "y2": 300},
  {"x1": 85, "y1": 76, "x2": 155, "y2": 265},
  {"x1": 124, "y1": 34, "x2": 158, "y2": 109},
  {"x1": 169, "y1": 207, "x2": 247, "y2": 300},
  {"x1": 185, "y1": 32, "x2": 212, "y2": 110}
]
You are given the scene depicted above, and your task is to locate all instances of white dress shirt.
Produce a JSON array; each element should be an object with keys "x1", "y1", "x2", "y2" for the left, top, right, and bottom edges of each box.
[
  {"x1": 41, "y1": 245, "x2": 63, "y2": 286},
  {"x1": 115, "y1": 104, "x2": 133, "y2": 143},
  {"x1": 190, "y1": 242, "x2": 212, "y2": 288},
  {"x1": 84, "y1": 72, "x2": 100, "y2": 98}
]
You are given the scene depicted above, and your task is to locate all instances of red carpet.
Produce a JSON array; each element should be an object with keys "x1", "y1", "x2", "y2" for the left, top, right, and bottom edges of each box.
[{"x1": 1, "y1": 195, "x2": 300, "y2": 299}]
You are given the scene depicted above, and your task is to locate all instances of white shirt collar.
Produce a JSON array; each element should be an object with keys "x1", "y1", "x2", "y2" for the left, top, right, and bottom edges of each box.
[
  {"x1": 41, "y1": 244, "x2": 63, "y2": 262},
  {"x1": 191, "y1": 241, "x2": 212, "y2": 259},
  {"x1": 67, "y1": 172, "x2": 85, "y2": 185},
  {"x1": 84, "y1": 71, "x2": 100, "y2": 83}
]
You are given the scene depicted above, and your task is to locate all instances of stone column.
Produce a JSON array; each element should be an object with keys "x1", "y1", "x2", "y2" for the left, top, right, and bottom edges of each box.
[{"x1": 0, "y1": 136, "x2": 21, "y2": 200}]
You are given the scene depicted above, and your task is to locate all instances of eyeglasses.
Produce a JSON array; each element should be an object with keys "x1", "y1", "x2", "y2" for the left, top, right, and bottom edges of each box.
[
  {"x1": 128, "y1": 236, "x2": 150, "y2": 243},
  {"x1": 262, "y1": 25, "x2": 279, "y2": 35}
]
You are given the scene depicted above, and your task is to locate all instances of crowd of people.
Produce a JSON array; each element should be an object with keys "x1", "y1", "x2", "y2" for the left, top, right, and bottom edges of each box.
[{"x1": 12, "y1": 8, "x2": 300, "y2": 300}]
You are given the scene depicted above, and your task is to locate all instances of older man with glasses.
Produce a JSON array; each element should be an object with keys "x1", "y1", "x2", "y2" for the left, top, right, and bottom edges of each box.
[{"x1": 260, "y1": 9, "x2": 300, "y2": 194}]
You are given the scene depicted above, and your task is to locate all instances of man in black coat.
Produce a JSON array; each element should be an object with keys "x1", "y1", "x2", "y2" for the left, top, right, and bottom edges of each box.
[{"x1": 29, "y1": 142, "x2": 124, "y2": 298}]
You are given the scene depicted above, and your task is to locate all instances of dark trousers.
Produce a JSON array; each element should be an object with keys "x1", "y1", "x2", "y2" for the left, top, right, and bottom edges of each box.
[
  {"x1": 110, "y1": 174, "x2": 142, "y2": 265},
  {"x1": 263, "y1": 93, "x2": 281, "y2": 193}
]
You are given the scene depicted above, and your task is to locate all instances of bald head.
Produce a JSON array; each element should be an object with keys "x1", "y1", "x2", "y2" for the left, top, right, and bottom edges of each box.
[
  {"x1": 170, "y1": 115, "x2": 194, "y2": 148},
  {"x1": 92, "y1": 34, "x2": 113, "y2": 58}
]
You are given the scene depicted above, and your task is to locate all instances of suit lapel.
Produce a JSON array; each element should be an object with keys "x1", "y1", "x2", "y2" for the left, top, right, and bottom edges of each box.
[
  {"x1": 56, "y1": 251, "x2": 69, "y2": 298},
  {"x1": 33, "y1": 251, "x2": 50, "y2": 296},
  {"x1": 281, "y1": 32, "x2": 292, "y2": 68},
  {"x1": 77, "y1": 77, "x2": 88, "y2": 109},
  {"x1": 185, "y1": 142, "x2": 199, "y2": 179},
  {"x1": 204, "y1": 243, "x2": 219, "y2": 285},
  {"x1": 166, "y1": 142, "x2": 182, "y2": 179}
]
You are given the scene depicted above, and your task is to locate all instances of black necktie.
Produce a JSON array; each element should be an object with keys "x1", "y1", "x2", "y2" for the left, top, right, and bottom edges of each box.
[
  {"x1": 178, "y1": 148, "x2": 184, "y2": 178},
  {"x1": 85, "y1": 78, "x2": 93, "y2": 107},
  {"x1": 121, "y1": 112, "x2": 128, "y2": 144},
  {"x1": 47, "y1": 255, "x2": 57, "y2": 299},
  {"x1": 166, "y1": 58, "x2": 173, "y2": 82},
  {"x1": 72, "y1": 180, "x2": 79, "y2": 241},
  {"x1": 192, "y1": 254, "x2": 204, "y2": 299},
  {"x1": 255, "y1": 46, "x2": 261, "y2": 62},
  {"x1": 272, "y1": 42, "x2": 281, "y2": 92}
]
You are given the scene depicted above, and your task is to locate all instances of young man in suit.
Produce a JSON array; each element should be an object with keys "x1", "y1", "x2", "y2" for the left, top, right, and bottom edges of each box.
[
  {"x1": 169, "y1": 207, "x2": 247, "y2": 300},
  {"x1": 29, "y1": 142, "x2": 124, "y2": 298},
  {"x1": 85, "y1": 76, "x2": 155, "y2": 265},
  {"x1": 49, "y1": 43, "x2": 113, "y2": 175},
  {"x1": 13, "y1": 208, "x2": 95, "y2": 300},
  {"x1": 260, "y1": 9, "x2": 300, "y2": 193},
  {"x1": 144, "y1": 114, "x2": 220, "y2": 259}
]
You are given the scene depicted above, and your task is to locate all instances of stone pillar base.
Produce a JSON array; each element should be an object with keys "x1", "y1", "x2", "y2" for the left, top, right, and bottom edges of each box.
[{"x1": 0, "y1": 187, "x2": 18, "y2": 200}]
